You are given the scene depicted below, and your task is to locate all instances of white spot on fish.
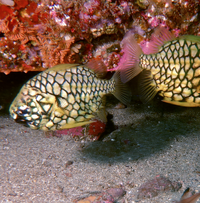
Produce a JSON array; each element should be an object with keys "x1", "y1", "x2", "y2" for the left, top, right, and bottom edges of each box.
[
  {"x1": 53, "y1": 82, "x2": 61, "y2": 95},
  {"x1": 182, "y1": 88, "x2": 191, "y2": 97},
  {"x1": 76, "y1": 116, "x2": 85, "y2": 122},
  {"x1": 173, "y1": 50, "x2": 178, "y2": 59},
  {"x1": 53, "y1": 117, "x2": 61, "y2": 123},
  {"x1": 184, "y1": 45, "x2": 189, "y2": 55},
  {"x1": 65, "y1": 73, "x2": 72, "y2": 83},
  {"x1": 170, "y1": 44, "x2": 175, "y2": 51},
  {"x1": 195, "y1": 97, "x2": 200, "y2": 103},
  {"x1": 58, "y1": 97, "x2": 68, "y2": 108},
  {"x1": 186, "y1": 69, "x2": 194, "y2": 80},
  {"x1": 36, "y1": 95, "x2": 42, "y2": 101},
  {"x1": 40, "y1": 84, "x2": 46, "y2": 93},
  {"x1": 46, "y1": 82, "x2": 53, "y2": 94},
  {"x1": 190, "y1": 45, "x2": 197, "y2": 58},
  {"x1": 186, "y1": 96, "x2": 194, "y2": 103},
  {"x1": 46, "y1": 120, "x2": 54, "y2": 127},
  {"x1": 61, "y1": 89, "x2": 67, "y2": 98},
  {"x1": 174, "y1": 94, "x2": 183, "y2": 101},
  {"x1": 186, "y1": 40, "x2": 191, "y2": 47},
  {"x1": 70, "y1": 109, "x2": 78, "y2": 117},
  {"x1": 179, "y1": 39, "x2": 184, "y2": 47},
  {"x1": 35, "y1": 80, "x2": 40, "y2": 88},
  {"x1": 68, "y1": 94, "x2": 75, "y2": 104},
  {"x1": 55, "y1": 74, "x2": 64, "y2": 84},
  {"x1": 173, "y1": 86, "x2": 182, "y2": 94},
  {"x1": 67, "y1": 117, "x2": 75, "y2": 124},
  {"x1": 43, "y1": 104, "x2": 51, "y2": 112},
  {"x1": 175, "y1": 42, "x2": 180, "y2": 50},
  {"x1": 179, "y1": 69, "x2": 185, "y2": 80},
  {"x1": 71, "y1": 80, "x2": 77, "y2": 95},
  {"x1": 32, "y1": 114, "x2": 39, "y2": 119},
  {"x1": 48, "y1": 70, "x2": 56, "y2": 77},
  {"x1": 47, "y1": 74, "x2": 54, "y2": 84},
  {"x1": 32, "y1": 107, "x2": 38, "y2": 113},
  {"x1": 73, "y1": 102, "x2": 80, "y2": 110},
  {"x1": 181, "y1": 78, "x2": 187, "y2": 87}
]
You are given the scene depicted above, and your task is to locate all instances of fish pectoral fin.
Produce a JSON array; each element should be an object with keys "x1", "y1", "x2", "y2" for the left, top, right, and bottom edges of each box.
[
  {"x1": 96, "y1": 108, "x2": 107, "y2": 123},
  {"x1": 162, "y1": 99, "x2": 200, "y2": 107},
  {"x1": 138, "y1": 70, "x2": 158, "y2": 103},
  {"x1": 112, "y1": 71, "x2": 132, "y2": 105}
]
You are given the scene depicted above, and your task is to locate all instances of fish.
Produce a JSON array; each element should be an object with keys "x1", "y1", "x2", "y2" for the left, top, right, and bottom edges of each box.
[
  {"x1": 116, "y1": 26, "x2": 200, "y2": 107},
  {"x1": 9, "y1": 63, "x2": 131, "y2": 131},
  {"x1": 175, "y1": 188, "x2": 200, "y2": 203}
]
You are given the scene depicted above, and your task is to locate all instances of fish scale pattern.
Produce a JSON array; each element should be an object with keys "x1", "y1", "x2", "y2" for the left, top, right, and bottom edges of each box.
[
  {"x1": 140, "y1": 38, "x2": 200, "y2": 104},
  {"x1": 10, "y1": 65, "x2": 115, "y2": 131}
]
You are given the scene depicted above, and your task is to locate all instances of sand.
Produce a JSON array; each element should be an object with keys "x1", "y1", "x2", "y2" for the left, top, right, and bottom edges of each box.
[{"x1": 0, "y1": 97, "x2": 200, "y2": 203}]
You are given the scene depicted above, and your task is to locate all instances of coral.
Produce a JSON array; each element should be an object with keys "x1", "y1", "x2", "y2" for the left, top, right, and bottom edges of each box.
[
  {"x1": 87, "y1": 119, "x2": 106, "y2": 141},
  {"x1": 0, "y1": 0, "x2": 199, "y2": 74},
  {"x1": 0, "y1": 0, "x2": 14, "y2": 6},
  {"x1": 53, "y1": 120, "x2": 106, "y2": 140},
  {"x1": 55, "y1": 126, "x2": 84, "y2": 137}
]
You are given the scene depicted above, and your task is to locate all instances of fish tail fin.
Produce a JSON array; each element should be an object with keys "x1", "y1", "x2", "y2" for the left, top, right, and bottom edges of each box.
[
  {"x1": 112, "y1": 71, "x2": 132, "y2": 105},
  {"x1": 117, "y1": 31, "x2": 143, "y2": 83}
]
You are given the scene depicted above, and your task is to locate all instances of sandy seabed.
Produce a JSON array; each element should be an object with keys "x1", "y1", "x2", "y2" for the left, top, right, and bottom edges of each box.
[{"x1": 0, "y1": 99, "x2": 200, "y2": 203}]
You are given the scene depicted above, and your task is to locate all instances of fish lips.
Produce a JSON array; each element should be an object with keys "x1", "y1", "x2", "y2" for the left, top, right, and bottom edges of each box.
[
  {"x1": 13, "y1": 114, "x2": 31, "y2": 127},
  {"x1": 10, "y1": 107, "x2": 32, "y2": 127}
]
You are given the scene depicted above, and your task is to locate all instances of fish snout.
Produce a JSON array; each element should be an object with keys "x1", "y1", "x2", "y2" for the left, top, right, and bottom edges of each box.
[{"x1": 10, "y1": 105, "x2": 32, "y2": 125}]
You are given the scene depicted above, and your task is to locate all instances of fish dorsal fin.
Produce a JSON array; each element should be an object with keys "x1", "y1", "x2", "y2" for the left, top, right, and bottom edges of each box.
[
  {"x1": 179, "y1": 35, "x2": 200, "y2": 43},
  {"x1": 116, "y1": 31, "x2": 143, "y2": 83},
  {"x1": 141, "y1": 26, "x2": 175, "y2": 55},
  {"x1": 138, "y1": 70, "x2": 158, "y2": 103},
  {"x1": 47, "y1": 63, "x2": 80, "y2": 72},
  {"x1": 86, "y1": 58, "x2": 107, "y2": 78},
  {"x1": 112, "y1": 71, "x2": 132, "y2": 105}
]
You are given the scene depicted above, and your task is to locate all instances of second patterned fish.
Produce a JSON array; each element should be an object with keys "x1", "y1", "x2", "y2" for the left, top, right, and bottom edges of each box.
[{"x1": 116, "y1": 27, "x2": 200, "y2": 107}]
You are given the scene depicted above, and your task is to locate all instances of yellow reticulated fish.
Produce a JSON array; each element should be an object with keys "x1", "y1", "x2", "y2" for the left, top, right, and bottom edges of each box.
[
  {"x1": 9, "y1": 64, "x2": 131, "y2": 131},
  {"x1": 117, "y1": 26, "x2": 200, "y2": 107}
]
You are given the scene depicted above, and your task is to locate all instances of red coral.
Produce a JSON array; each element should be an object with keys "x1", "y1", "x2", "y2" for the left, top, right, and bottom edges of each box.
[
  {"x1": 26, "y1": 2, "x2": 38, "y2": 15},
  {"x1": 0, "y1": 0, "x2": 199, "y2": 74},
  {"x1": 88, "y1": 120, "x2": 106, "y2": 140},
  {"x1": 0, "y1": 5, "x2": 13, "y2": 19},
  {"x1": 55, "y1": 126, "x2": 84, "y2": 137},
  {"x1": 15, "y1": 0, "x2": 29, "y2": 10}
]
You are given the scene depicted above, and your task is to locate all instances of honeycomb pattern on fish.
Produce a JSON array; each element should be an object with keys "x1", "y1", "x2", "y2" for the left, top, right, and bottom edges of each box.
[
  {"x1": 139, "y1": 38, "x2": 200, "y2": 104},
  {"x1": 10, "y1": 65, "x2": 116, "y2": 131}
]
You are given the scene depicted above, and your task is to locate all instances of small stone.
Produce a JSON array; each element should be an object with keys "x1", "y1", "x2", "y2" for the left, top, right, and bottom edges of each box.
[
  {"x1": 137, "y1": 175, "x2": 182, "y2": 199},
  {"x1": 66, "y1": 160, "x2": 73, "y2": 167}
]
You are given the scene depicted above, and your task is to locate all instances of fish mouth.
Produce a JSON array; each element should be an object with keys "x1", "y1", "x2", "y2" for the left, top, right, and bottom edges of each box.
[
  {"x1": 15, "y1": 116, "x2": 29, "y2": 125},
  {"x1": 10, "y1": 106, "x2": 32, "y2": 126}
]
